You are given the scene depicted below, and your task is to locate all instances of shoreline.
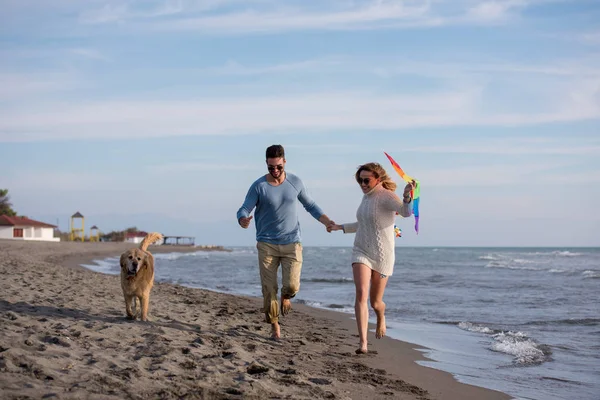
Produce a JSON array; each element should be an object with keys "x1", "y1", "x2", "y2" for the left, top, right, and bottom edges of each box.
[{"x1": 0, "y1": 240, "x2": 511, "y2": 399}]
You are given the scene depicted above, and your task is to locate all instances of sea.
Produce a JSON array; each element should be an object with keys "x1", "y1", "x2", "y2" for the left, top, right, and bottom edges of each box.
[{"x1": 82, "y1": 246, "x2": 600, "y2": 400}]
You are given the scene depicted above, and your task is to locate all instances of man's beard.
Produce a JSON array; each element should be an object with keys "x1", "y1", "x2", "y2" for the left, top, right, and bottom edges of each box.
[{"x1": 269, "y1": 169, "x2": 283, "y2": 179}]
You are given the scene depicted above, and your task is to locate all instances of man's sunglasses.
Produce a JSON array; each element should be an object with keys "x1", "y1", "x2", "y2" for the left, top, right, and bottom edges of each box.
[
  {"x1": 267, "y1": 164, "x2": 284, "y2": 171},
  {"x1": 357, "y1": 178, "x2": 373, "y2": 185}
]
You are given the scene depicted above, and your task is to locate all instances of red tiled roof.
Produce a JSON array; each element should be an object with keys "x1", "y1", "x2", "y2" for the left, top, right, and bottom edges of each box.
[{"x1": 0, "y1": 215, "x2": 57, "y2": 228}]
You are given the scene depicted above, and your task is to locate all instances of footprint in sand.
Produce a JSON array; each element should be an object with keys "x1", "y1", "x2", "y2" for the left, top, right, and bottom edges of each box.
[
  {"x1": 243, "y1": 343, "x2": 257, "y2": 352},
  {"x1": 308, "y1": 377, "x2": 332, "y2": 385}
]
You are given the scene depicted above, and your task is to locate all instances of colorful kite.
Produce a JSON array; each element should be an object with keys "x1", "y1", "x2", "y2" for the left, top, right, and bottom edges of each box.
[{"x1": 384, "y1": 152, "x2": 420, "y2": 234}]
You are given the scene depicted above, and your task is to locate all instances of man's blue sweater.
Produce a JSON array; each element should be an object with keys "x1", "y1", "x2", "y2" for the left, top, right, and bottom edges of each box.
[{"x1": 236, "y1": 173, "x2": 324, "y2": 245}]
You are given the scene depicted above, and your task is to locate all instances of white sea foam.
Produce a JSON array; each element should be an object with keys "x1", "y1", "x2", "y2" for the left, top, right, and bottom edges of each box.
[
  {"x1": 491, "y1": 331, "x2": 547, "y2": 365},
  {"x1": 457, "y1": 322, "x2": 549, "y2": 365},
  {"x1": 548, "y1": 269, "x2": 566, "y2": 273},
  {"x1": 513, "y1": 258, "x2": 538, "y2": 265},
  {"x1": 458, "y1": 321, "x2": 494, "y2": 334},
  {"x1": 551, "y1": 251, "x2": 582, "y2": 257},
  {"x1": 154, "y1": 251, "x2": 214, "y2": 261},
  {"x1": 297, "y1": 299, "x2": 354, "y2": 314},
  {"x1": 80, "y1": 257, "x2": 119, "y2": 275},
  {"x1": 485, "y1": 262, "x2": 543, "y2": 271},
  {"x1": 582, "y1": 270, "x2": 600, "y2": 279},
  {"x1": 479, "y1": 254, "x2": 501, "y2": 261}
]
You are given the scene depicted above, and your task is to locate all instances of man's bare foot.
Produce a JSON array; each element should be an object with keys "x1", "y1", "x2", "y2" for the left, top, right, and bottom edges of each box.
[
  {"x1": 375, "y1": 314, "x2": 386, "y2": 339},
  {"x1": 271, "y1": 322, "x2": 281, "y2": 340},
  {"x1": 281, "y1": 296, "x2": 292, "y2": 316}
]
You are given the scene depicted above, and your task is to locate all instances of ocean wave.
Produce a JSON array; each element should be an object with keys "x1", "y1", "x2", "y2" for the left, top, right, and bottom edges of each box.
[
  {"x1": 523, "y1": 318, "x2": 600, "y2": 327},
  {"x1": 479, "y1": 254, "x2": 502, "y2": 261},
  {"x1": 325, "y1": 304, "x2": 354, "y2": 313},
  {"x1": 326, "y1": 303, "x2": 347, "y2": 309},
  {"x1": 456, "y1": 321, "x2": 551, "y2": 365},
  {"x1": 484, "y1": 262, "x2": 543, "y2": 271},
  {"x1": 458, "y1": 322, "x2": 496, "y2": 334},
  {"x1": 582, "y1": 270, "x2": 600, "y2": 279},
  {"x1": 491, "y1": 331, "x2": 551, "y2": 365},
  {"x1": 295, "y1": 299, "x2": 354, "y2": 314},
  {"x1": 154, "y1": 252, "x2": 211, "y2": 261},
  {"x1": 296, "y1": 299, "x2": 323, "y2": 307},
  {"x1": 512, "y1": 258, "x2": 538, "y2": 265},
  {"x1": 551, "y1": 251, "x2": 582, "y2": 257},
  {"x1": 80, "y1": 258, "x2": 119, "y2": 275},
  {"x1": 524, "y1": 250, "x2": 583, "y2": 257},
  {"x1": 228, "y1": 248, "x2": 257, "y2": 255}
]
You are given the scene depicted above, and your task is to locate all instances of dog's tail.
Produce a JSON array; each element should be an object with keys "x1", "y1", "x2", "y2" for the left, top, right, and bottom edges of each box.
[{"x1": 139, "y1": 232, "x2": 164, "y2": 251}]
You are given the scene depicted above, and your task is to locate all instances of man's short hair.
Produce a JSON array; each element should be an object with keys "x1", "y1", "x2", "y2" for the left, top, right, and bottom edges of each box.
[{"x1": 266, "y1": 144, "x2": 285, "y2": 159}]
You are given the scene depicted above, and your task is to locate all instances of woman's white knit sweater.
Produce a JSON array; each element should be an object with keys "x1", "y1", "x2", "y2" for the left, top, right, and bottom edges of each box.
[{"x1": 343, "y1": 183, "x2": 413, "y2": 277}]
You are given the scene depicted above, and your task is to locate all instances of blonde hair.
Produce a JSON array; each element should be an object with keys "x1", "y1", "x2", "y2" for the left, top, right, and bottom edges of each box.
[{"x1": 355, "y1": 162, "x2": 397, "y2": 192}]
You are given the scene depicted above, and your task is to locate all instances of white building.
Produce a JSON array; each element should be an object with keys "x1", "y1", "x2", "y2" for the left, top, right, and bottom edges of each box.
[
  {"x1": 125, "y1": 231, "x2": 148, "y2": 244},
  {"x1": 0, "y1": 215, "x2": 60, "y2": 242}
]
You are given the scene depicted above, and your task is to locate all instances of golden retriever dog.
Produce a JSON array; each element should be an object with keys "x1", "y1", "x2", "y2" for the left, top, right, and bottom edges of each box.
[{"x1": 120, "y1": 232, "x2": 163, "y2": 321}]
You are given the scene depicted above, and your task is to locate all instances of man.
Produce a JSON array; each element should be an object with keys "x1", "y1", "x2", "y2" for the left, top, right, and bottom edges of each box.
[{"x1": 237, "y1": 144, "x2": 333, "y2": 339}]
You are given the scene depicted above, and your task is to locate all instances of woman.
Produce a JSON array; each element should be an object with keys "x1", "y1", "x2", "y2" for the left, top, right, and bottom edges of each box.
[{"x1": 329, "y1": 162, "x2": 413, "y2": 354}]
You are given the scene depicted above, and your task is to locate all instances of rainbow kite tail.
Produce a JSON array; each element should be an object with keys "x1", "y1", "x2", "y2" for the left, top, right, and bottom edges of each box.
[
  {"x1": 413, "y1": 180, "x2": 420, "y2": 234},
  {"x1": 413, "y1": 198, "x2": 420, "y2": 234}
]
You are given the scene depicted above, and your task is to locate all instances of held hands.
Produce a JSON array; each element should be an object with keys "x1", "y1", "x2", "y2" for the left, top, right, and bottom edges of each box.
[
  {"x1": 238, "y1": 215, "x2": 253, "y2": 229},
  {"x1": 326, "y1": 221, "x2": 343, "y2": 233}
]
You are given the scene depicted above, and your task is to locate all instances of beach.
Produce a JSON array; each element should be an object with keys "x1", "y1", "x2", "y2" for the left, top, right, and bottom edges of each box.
[{"x1": 0, "y1": 240, "x2": 510, "y2": 400}]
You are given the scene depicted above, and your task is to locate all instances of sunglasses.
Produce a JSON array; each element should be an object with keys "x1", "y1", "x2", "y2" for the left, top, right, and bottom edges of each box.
[
  {"x1": 357, "y1": 177, "x2": 374, "y2": 185},
  {"x1": 267, "y1": 164, "x2": 284, "y2": 171}
]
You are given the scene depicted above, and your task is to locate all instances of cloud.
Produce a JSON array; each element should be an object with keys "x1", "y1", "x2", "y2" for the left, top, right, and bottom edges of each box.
[
  {"x1": 0, "y1": 72, "x2": 83, "y2": 101},
  {"x1": 0, "y1": 0, "x2": 574, "y2": 38},
  {"x1": 198, "y1": 58, "x2": 342, "y2": 76},
  {"x1": 0, "y1": 90, "x2": 462, "y2": 141},
  {"x1": 580, "y1": 31, "x2": 600, "y2": 45},
  {"x1": 371, "y1": 60, "x2": 600, "y2": 80},
  {"x1": 418, "y1": 162, "x2": 569, "y2": 186},
  {"x1": 465, "y1": 0, "x2": 528, "y2": 22},
  {"x1": 71, "y1": 0, "x2": 556, "y2": 34},
  {"x1": 146, "y1": 162, "x2": 254, "y2": 173},
  {"x1": 1, "y1": 81, "x2": 598, "y2": 142},
  {"x1": 403, "y1": 139, "x2": 600, "y2": 156},
  {"x1": 78, "y1": 0, "x2": 186, "y2": 24},
  {"x1": 152, "y1": 1, "x2": 434, "y2": 33},
  {"x1": 4, "y1": 170, "x2": 115, "y2": 191},
  {"x1": 68, "y1": 48, "x2": 110, "y2": 62}
]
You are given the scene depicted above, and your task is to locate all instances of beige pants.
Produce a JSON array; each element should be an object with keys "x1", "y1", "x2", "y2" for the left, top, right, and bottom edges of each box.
[{"x1": 256, "y1": 241, "x2": 303, "y2": 324}]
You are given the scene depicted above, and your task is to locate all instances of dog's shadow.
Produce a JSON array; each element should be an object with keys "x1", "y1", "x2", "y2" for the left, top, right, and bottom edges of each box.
[{"x1": 0, "y1": 299, "x2": 201, "y2": 333}]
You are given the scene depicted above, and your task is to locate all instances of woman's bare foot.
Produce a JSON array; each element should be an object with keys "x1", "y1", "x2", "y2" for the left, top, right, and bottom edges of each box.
[
  {"x1": 271, "y1": 322, "x2": 281, "y2": 340},
  {"x1": 280, "y1": 296, "x2": 292, "y2": 316},
  {"x1": 375, "y1": 314, "x2": 386, "y2": 339},
  {"x1": 355, "y1": 342, "x2": 368, "y2": 354}
]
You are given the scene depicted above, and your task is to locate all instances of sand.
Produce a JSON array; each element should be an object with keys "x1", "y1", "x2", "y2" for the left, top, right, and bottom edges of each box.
[{"x1": 0, "y1": 240, "x2": 511, "y2": 400}]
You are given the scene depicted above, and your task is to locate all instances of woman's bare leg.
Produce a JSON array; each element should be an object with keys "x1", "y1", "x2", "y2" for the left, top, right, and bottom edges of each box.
[
  {"x1": 370, "y1": 271, "x2": 389, "y2": 339},
  {"x1": 352, "y1": 263, "x2": 372, "y2": 353}
]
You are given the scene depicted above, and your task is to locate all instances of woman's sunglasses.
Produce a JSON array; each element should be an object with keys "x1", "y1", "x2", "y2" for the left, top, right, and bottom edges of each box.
[
  {"x1": 357, "y1": 178, "x2": 373, "y2": 185},
  {"x1": 267, "y1": 164, "x2": 284, "y2": 171}
]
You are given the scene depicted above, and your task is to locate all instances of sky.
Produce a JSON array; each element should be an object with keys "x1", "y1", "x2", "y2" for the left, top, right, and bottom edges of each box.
[{"x1": 0, "y1": 0, "x2": 599, "y2": 247}]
